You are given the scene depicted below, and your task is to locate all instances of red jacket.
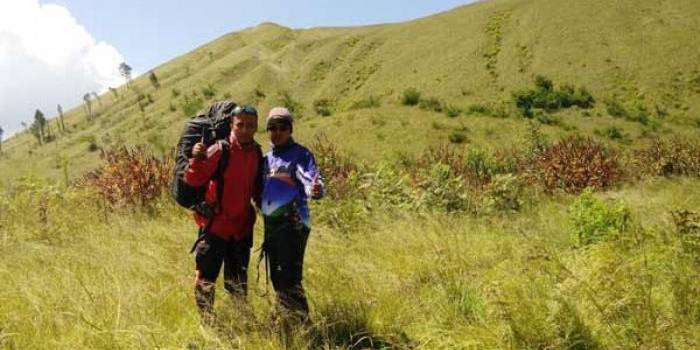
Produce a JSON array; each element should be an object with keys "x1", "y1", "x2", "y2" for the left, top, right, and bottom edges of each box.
[{"x1": 184, "y1": 135, "x2": 261, "y2": 241}]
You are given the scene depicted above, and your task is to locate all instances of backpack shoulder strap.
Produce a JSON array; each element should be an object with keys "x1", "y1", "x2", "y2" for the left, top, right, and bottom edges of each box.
[{"x1": 213, "y1": 140, "x2": 230, "y2": 213}]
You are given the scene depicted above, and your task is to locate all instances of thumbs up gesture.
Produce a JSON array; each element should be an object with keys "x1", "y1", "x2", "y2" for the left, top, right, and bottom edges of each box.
[
  {"x1": 192, "y1": 137, "x2": 206, "y2": 160},
  {"x1": 311, "y1": 173, "x2": 323, "y2": 199}
]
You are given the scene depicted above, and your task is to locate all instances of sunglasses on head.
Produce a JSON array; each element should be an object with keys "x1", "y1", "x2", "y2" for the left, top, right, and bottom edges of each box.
[{"x1": 233, "y1": 105, "x2": 258, "y2": 117}]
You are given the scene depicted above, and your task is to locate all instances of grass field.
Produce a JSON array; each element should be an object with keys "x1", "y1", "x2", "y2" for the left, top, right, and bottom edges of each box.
[
  {"x1": 1, "y1": 172, "x2": 699, "y2": 349},
  {"x1": 1, "y1": 0, "x2": 700, "y2": 348}
]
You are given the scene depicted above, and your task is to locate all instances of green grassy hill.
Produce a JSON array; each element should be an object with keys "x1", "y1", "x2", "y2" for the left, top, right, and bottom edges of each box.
[
  {"x1": 2, "y1": 0, "x2": 700, "y2": 181},
  {"x1": 1, "y1": 1, "x2": 700, "y2": 349}
]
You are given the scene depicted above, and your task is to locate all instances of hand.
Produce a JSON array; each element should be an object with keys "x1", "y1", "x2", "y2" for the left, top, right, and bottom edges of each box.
[
  {"x1": 311, "y1": 174, "x2": 323, "y2": 198},
  {"x1": 192, "y1": 142, "x2": 206, "y2": 160}
]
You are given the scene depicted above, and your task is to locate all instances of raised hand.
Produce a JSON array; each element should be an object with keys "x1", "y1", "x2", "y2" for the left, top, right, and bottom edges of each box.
[
  {"x1": 192, "y1": 136, "x2": 206, "y2": 160},
  {"x1": 311, "y1": 173, "x2": 323, "y2": 198}
]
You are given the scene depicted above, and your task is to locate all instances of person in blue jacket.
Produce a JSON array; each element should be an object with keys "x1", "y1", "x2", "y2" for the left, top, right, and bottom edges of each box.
[{"x1": 261, "y1": 107, "x2": 324, "y2": 322}]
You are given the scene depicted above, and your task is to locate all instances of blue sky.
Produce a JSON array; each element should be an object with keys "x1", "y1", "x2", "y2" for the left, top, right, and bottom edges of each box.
[
  {"x1": 0, "y1": 0, "x2": 475, "y2": 135},
  {"x1": 48, "y1": 0, "x2": 476, "y2": 72}
]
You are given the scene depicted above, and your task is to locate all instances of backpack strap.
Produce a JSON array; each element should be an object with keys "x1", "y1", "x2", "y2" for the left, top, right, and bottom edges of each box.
[
  {"x1": 189, "y1": 140, "x2": 230, "y2": 253},
  {"x1": 213, "y1": 140, "x2": 230, "y2": 213}
]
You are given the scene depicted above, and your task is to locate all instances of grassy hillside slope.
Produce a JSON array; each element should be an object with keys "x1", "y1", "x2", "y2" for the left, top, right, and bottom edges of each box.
[
  {"x1": 2, "y1": 0, "x2": 700, "y2": 182},
  {"x1": 1, "y1": 1, "x2": 700, "y2": 348}
]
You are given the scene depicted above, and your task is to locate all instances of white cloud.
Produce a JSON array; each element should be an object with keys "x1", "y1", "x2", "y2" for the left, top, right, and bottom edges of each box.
[{"x1": 0, "y1": 0, "x2": 127, "y2": 137}]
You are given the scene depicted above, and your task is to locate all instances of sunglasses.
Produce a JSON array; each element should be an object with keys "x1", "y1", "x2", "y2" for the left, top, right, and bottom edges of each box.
[
  {"x1": 233, "y1": 105, "x2": 258, "y2": 117},
  {"x1": 267, "y1": 125, "x2": 290, "y2": 132}
]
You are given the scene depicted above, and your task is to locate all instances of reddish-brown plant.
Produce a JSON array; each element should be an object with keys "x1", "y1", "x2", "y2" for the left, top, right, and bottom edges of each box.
[
  {"x1": 82, "y1": 146, "x2": 173, "y2": 207},
  {"x1": 524, "y1": 136, "x2": 621, "y2": 193}
]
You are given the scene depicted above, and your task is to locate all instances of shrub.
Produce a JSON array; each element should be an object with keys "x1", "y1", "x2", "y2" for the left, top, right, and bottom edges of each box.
[
  {"x1": 569, "y1": 188, "x2": 630, "y2": 246},
  {"x1": 181, "y1": 94, "x2": 204, "y2": 117},
  {"x1": 201, "y1": 83, "x2": 217, "y2": 99},
  {"x1": 88, "y1": 141, "x2": 100, "y2": 152},
  {"x1": 599, "y1": 126, "x2": 625, "y2": 140},
  {"x1": 466, "y1": 104, "x2": 490, "y2": 115},
  {"x1": 465, "y1": 149, "x2": 498, "y2": 180},
  {"x1": 81, "y1": 146, "x2": 173, "y2": 208},
  {"x1": 279, "y1": 91, "x2": 303, "y2": 118},
  {"x1": 635, "y1": 137, "x2": 700, "y2": 177},
  {"x1": 365, "y1": 164, "x2": 415, "y2": 209},
  {"x1": 349, "y1": 95, "x2": 381, "y2": 110},
  {"x1": 313, "y1": 99, "x2": 334, "y2": 116},
  {"x1": 525, "y1": 136, "x2": 621, "y2": 193},
  {"x1": 254, "y1": 86, "x2": 266, "y2": 100},
  {"x1": 416, "y1": 163, "x2": 473, "y2": 213},
  {"x1": 448, "y1": 131, "x2": 466, "y2": 144},
  {"x1": 483, "y1": 173, "x2": 523, "y2": 212},
  {"x1": 445, "y1": 105, "x2": 462, "y2": 118},
  {"x1": 534, "y1": 111, "x2": 560, "y2": 125},
  {"x1": 605, "y1": 99, "x2": 627, "y2": 118},
  {"x1": 414, "y1": 145, "x2": 496, "y2": 189},
  {"x1": 605, "y1": 99, "x2": 652, "y2": 125},
  {"x1": 514, "y1": 76, "x2": 595, "y2": 117},
  {"x1": 671, "y1": 209, "x2": 700, "y2": 260},
  {"x1": 309, "y1": 134, "x2": 358, "y2": 200},
  {"x1": 401, "y1": 88, "x2": 421, "y2": 106},
  {"x1": 418, "y1": 97, "x2": 443, "y2": 113}
]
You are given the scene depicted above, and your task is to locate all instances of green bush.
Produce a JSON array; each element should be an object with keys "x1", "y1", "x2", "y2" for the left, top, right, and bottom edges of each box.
[
  {"x1": 514, "y1": 76, "x2": 595, "y2": 117},
  {"x1": 603, "y1": 126, "x2": 624, "y2": 140},
  {"x1": 401, "y1": 88, "x2": 421, "y2": 106},
  {"x1": 483, "y1": 173, "x2": 523, "y2": 212},
  {"x1": 445, "y1": 105, "x2": 462, "y2": 118},
  {"x1": 466, "y1": 104, "x2": 490, "y2": 115},
  {"x1": 366, "y1": 164, "x2": 415, "y2": 209},
  {"x1": 605, "y1": 99, "x2": 652, "y2": 125},
  {"x1": 349, "y1": 95, "x2": 381, "y2": 110},
  {"x1": 181, "y1": 94, "x2": 204, "y2": 117},
  {"x1": 279, "y1": 91, "x2": 303, "y2": 118},
  {"x1": 201, "y1": 83, "x2": 217, "y2": 99},
  {"x1": 671, "y1": 209, "x2": 700, "y2": 260},
  {"x1": 313, "y1": 99, "x2": 334, "y2": 116},
  {"x1": 416, "y1": 163, "x2": 473, "y2": 213},
  {"x1": 448, "y1": 131, "x2": 466, "y2": 144},
  {"x1": 569, "y1": 188, "x2": 630, "y2": 246},
  {"x1": 465, "y1": 149, "x2": 498, "y2": 179},
  {"x1": 418, "y1": 97, "x2": 443, "y2": 112},
  {"x1": 605, "y1": 99, "x2": 627, "y2": 118}
]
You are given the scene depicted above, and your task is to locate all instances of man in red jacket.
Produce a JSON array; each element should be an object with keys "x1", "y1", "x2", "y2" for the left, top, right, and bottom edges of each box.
[{"x1": 185, "y1": 105, "x2": 262, "y2": 322}]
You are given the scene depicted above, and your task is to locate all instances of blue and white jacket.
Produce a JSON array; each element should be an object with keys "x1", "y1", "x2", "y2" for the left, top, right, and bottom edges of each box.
[{"x1": 261, "y1": 139, "x2": 324, "y2": 229}]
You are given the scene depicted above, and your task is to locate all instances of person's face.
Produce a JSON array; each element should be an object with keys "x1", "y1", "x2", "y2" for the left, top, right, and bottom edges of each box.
[
  {"x1": 267, "y1": 123, "x2": 291, "y2": 146},
  {"x1": 231, "y1": 113, "x2": 258, "y2": 144}
]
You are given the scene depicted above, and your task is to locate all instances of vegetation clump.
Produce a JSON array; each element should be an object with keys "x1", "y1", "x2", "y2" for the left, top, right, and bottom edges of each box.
[
  {"x1": 348, "y1": 95, "x2": 381, "y2": 110},
  {"x1": 635, "y1": 137, "x2": 700, "y2": 177},
  {"x1": 401, "y1": 88, "x2": 421, "y2": 106},
  {"x1": 82, "y1": 146, "x2": 173, "y2": 208},
  {"x1": 514, "y1": 76, "x2": 595, "y2": 117},
  {"x1": 524, "y1": 136, "x2": 621, "y2": 193},
  {"x1": 313, "y1": 98, "x2": 334, "y2": 116}
]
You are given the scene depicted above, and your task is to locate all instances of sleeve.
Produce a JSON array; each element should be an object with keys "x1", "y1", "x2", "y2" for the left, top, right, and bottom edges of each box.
[
  {"x1": 295, "y1": 150, "x2": 325, "y2": 200},
  {"x1": 184, "y1": 142, "x2": 223, "y2": 187}
]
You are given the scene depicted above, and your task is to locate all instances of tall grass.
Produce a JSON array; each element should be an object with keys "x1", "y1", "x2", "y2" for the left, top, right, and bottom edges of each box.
[{"x1": 1, "y1": 149, "x2": 699, "y2": 350}]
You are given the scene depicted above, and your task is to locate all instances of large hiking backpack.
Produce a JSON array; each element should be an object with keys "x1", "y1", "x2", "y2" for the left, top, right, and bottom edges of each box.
[{"x1": 171, "y1": 100, "x2": 237, "y2": 213}]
